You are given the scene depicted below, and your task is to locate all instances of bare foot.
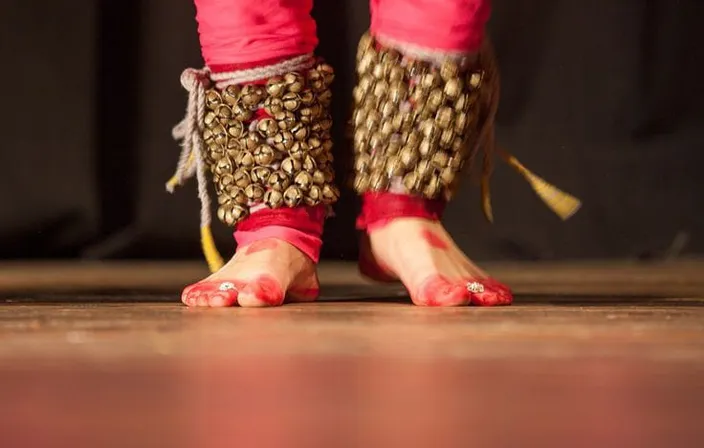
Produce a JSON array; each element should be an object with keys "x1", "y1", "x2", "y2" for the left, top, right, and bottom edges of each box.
[
  {"x1": 181, "y1": 238, "x2": 319, "y2": 308},
  {"x1": 360, "y1": 218, "x2": 513, "y2": 307}
]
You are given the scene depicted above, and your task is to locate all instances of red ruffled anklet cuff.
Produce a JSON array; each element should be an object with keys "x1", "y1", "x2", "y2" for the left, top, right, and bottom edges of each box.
[
  {"x1": 234, "y1": 204, "x2": 327, "y2": 263},
  {"x1": 356, "y1": 192, "x2": 446, "y2": 232}
]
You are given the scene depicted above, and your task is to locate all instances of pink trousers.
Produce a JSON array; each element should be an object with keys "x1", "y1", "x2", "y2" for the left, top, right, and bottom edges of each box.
[{"x1": 194, "y1": 0, "x2": 491, "y2": 67}]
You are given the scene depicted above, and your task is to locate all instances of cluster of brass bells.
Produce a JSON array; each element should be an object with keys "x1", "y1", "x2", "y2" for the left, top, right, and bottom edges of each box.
[
  {"x1": 201, "y1": 63, "x2": 340, "y2": 226},
  {"x1": 351, "y1": 32, "x2": 488, "y2": 200}
]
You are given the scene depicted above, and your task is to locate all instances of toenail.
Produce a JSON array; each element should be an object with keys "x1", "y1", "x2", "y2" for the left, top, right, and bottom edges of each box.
[
  {"x1": 219, "y1": 282, "x2": 237, "y2": 291},
  {"x1": 466, "y1": 281, "x2": 485, "y2": 294}
]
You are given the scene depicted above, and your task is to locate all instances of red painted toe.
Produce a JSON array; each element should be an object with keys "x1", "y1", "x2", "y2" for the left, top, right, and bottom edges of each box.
[
  {"x1": 412, "y1": 275, "x2": 470, "y2": 307},
  {"x1": 240, "y1": 275, "x2": 285, "y2": 307},
  {"x1": 467, "y1": 278, "x2": 513, "y2": 306}
]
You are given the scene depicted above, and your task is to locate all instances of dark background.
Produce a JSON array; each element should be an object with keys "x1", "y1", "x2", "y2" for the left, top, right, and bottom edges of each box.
[{"x1": 1, "y1": 0, "x2": 702, "y2": 263}]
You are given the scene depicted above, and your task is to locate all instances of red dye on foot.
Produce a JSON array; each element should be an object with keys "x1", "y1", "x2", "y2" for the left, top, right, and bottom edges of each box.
[
  {"x1": 181, "y1": 281, "x2": 241, "y2": 307},
  {"x1": 242, "y1": 275, "x2": 285, "y2": 306},
  {"x1": 412, "y1": 275, "x2": 470, "y2": 307},
  {"x1": 420, "y1": 229, "x2": 450, "y2": 250},
  {"x1": 245, "y1": 239, "x2": 279, "y2": 255}
]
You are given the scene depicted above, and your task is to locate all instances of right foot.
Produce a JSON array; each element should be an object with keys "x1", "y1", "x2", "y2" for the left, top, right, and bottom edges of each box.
[{"x1": 181, "y1": 238, "x2": 319, "y2": 308}]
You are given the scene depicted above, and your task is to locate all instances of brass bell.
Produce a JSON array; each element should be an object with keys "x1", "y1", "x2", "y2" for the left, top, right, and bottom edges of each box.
[
  {"x1": 273, "y1": 131, "x2": 294, "y2": 152},
  {"x1": 214, "y1": 157, "x2": 234, "y2": 176},
  {"x1": 408, "y1": 60, "x2": 429, "y2": 78},
  {"x1": 234, "y1": 150, "x2": 255, "y2": 168},
  {"x1": 435, "y1": 107, "x2": 455, "y2": 129},
  {"x1": 250, "y1": 166, "x2": 272, "y2": 184},
  {"x1": 256, "y1": 118, "x2": 279, "y2": 138},
  {"x1": 444, "y1": 78, "x2": 463, "y2": 99},
  {"x1": 306, "y1": 68, "x2": 325, "y2": 92},
  {"x1": 289, "y1": 141, "x2": 309, "y2": 160},
  {"x1": 388, "y1": 83, "x2": 408, "y2": 104},
  {"x1": 317, "y1": 63, "x2": 335, "y2": 87},
  {"x1": 420, "y1": 72, "x2": 441, "y2": 89},
  {"x1": 440, "y1": 59, "x2": 460, "y2": 81},
  {"x1": 222, "y1": 85, "x2": 241, "y2": 106},
  {"x1": 358, "y1": 75, "x2": 375, "y2": 96},
  {"x1": 206, "y1": 90, "x2": 222, "y2": 110},
  {"x1": 454, "y1": 93, "x2": 470, "y2": 112},
  {"x1": 233, "y1": 169, "x2": 251, "y2": 188},
  {"x1": 402, "y1": 172, "x2": 421, "y2": 192},
  {"x1": 322, "y1": 138, "x2": 333, "y2": 153},
  {"x1": 282, "y1": 92, "x2": 301, "y2": 111},
  {"x1": 240, "y1": 85, "x2": 264, "y2": 107},
  {"x1": 222, "y1": 205, "x2": 249, "y2": 226},
  {"x1": 454, "y1": 112, "x2": 468, "y2": 134},
  {"x1": 312, "y1": 169, "x2": 326, "y2": 185},
  {"x1": 219, "y1": 173, "x2": 235, "y2": 189},
  {"x1": 231, "y1": 103, "x2": 254, "y2": 121},
  {"x1": 294, "y1": 171, "x2": 313, "y2": 191},
  {"x1": 283, "y1": 185, "x2": 303, "y2": 207},
  {"x1": 267, "y1": 169, "x2": 291, "y2": 191},
  {"x1": 368, "y1": 132, "x2": 385, "y2": 152},
  {"x1": 399, "y1": 147, "x2": 419, "y2": 167},
  {"x1": 439, "y1": 167, "x2": 456, "y2": 185},
  {"x1": 468, "y1": 72, "x2": 483, "y2": 89},
  {"x1": 415, "y1": 159, "x2": 433, "y2": 179},
  {"x1": 239, "y1": 132, "x2": 261, "y2": 151},
  {"x1": 385, "y1": 156, "x2": 405, "y2": 177},
  {"x1": 226, "y1": 120, "x2": 245, "y2": 138},
  {"x1": 353, "y1": 173, "x2": 370, "y2": 192},
  {"x1": 382, "y1": 49, "x2": 401, "y2": 64},
  {"x1": 389, "y1": 66, "x2": 405, "y2": 83},
  {"x1": 440, "y1": 129, "x2": 455, "y2": 148},
  {"x1": 322, "y1": 166, "x2": 335, "y2": 183},
  {"x1": 372, "y1": 61, "x2": 388, "y2": 79},
  {"x1": 264, "y1": 97, "x2": 284, "y2": 116},
  {"x1": 405, "y1": 131, "x2": 421, "y2": 151},
  {"x1": 308, "y1": 136, "x2": 322, "y2": 154},
  {"x1": 305, "y1": 185, "x2": 322, "y2": 206},
  {"x1": 418, "y1": 139, "x2": 435, "y2": 158},
  {"x1": 353, "y1": 86, "x2": 365, "y2": 104},
  {"x1": 226, "y1": 186, "x2": 248, "y2": 205},
  {"x1": 291, "y1": 123, "x2": 309, "y2": 141},
  {"x1": 431, "y1": 151, "x2": 450, "y2": 169},
  {"x1": 448, "y1": 156, "x2": 464, "y2": 170},
  {"x1": 266, "y1": 76, "x2": 286, "y2": 98},
  {"x1": 451, "y1": 137, "x2": 465, "y2": 154},
  {"x1": 211, "y1": 124, "x2": 228, "y2": 146},
  {"x1": 302, "y1": 154, "x2": 317, "y2": 172},
  {"x1": 209, "y1": 144, "x2": 226, "y2": 161},
  {"x1": 216, "y1": 105, "x2": 233, "y2": 121},
  {"x1": 369, "y1": 171, "x2": 388, "y2": 191},
  {"x1": 423, "y1": 175, "x2": 443, "y2": 198},
  {"x1": 317, "y1": 117, "x2": 332, "y2": 131},
  {"x1": 353, "y1": 128, "x2": 369, "y2": 152},
  {"x1": 281, "y1": 156, "x2": 302, "y2": 176},
  {"x1": 253, "y1": 144, "x2": 276, "y2": 166},
  {"x1": 321, "y1": 184, "x2": 340, "y2": 204},
  {"x1": 373, "y1": 80, "x2": 389, "y2": 99},
  {"x1": 357, "y1": 33, "x2": 373, "y2": 59},
  {"x1": 299, "y1": 90, "x2": 315, "y2": 106},
  {"x1": 244, "y1": 183, "x2": 265, "y2": 202},
  {"x1": 380, "y1": 101, "x2": 396, "y2": 119},
  {"x1": 283, "y1": 72, "x2": 304, "y2": 93},
  {"x1": 411, "y1": 88, "x2": 428, "y2": 105},
  {"x1": 386, "y1": 134, "x2": 402, "y2": 153},
  {"x1": 420, "y1": 120, "x2": 439, "y2": 141},
  {"x1": 355, "y1": 153, "x2": 371, "y2": 172},
  {"x1": 427, "y1": 88, "x2": 445, "y2": 112},
  {"x1": 205, "y1": 111, "x2": 218, "y2": 128},
  {"x1": 357, "y1": 52, "x2": 377, "y2": 76},
  {"x1": 263, "y1": 189, "x2": 284, "y2": 208},
  {"x1": 318, "y1": 89, "x2": 332, "y2": 106},
  {"x1": 274, "y1": 111, "x2": 297, "y2": 130}
]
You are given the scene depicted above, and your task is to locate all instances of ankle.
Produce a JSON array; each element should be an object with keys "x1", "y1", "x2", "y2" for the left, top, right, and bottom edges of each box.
[{"x1": 356, "y1": 192, "x2": 446, "y2": 233}]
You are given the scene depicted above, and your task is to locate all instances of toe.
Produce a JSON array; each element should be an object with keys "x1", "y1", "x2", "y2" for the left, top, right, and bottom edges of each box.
[
  {"x1": 467, "y1": 278, "x2": 513, "y2": 306},
  {"x1": 238, "y1": 275, "x2": 285, "y2": 308},
  {"x1": 412, "y1": 275, "x2": 470, "y2": 307},
  {"x1": 181, "y1": 282, "x2": 240, "y2": 307}
]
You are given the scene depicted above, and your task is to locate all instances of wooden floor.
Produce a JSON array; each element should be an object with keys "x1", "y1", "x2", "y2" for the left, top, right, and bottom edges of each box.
[{"x1": 1, "y1": 261, "x2": 703, "y2": 447}]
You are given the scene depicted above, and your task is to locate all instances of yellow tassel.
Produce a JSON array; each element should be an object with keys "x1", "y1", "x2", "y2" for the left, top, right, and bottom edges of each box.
[
  {"x1": 165, "y1": 152, "x2": 196, "y2": 192},
  {"x1": 200, "y1": 225, "x2": 224, "y2": 273},
  {"x1": 496, "y1": 148, "x2": 582, "y2": 220},
  {"x1": 480, "y1": 171, "x2": 494, "y2": 223}
]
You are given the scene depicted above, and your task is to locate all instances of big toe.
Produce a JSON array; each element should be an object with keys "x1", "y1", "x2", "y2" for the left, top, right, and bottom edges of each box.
[
  {"x1": 412, "y1": 275, "x2": 471, "y2": 307},
  {"x1": 467, "y1": 279, "x2": 513, "y2": 306},
  {"x1": 237, "y1": 275, "x2": 286, "y2": 308}
]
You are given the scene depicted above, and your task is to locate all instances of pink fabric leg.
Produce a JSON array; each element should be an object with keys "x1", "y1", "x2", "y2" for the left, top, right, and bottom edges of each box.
[
  {"x1": 370, "y1": 0, "x2": 491, "y2": 52},
  {"x1": 194, "y1": 0, "x2": 318, "y2": 66}
]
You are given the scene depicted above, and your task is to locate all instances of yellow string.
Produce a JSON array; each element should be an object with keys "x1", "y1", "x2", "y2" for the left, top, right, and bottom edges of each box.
[{"x1": 201, "y1": 225, "x2": 225, "y2": 273}]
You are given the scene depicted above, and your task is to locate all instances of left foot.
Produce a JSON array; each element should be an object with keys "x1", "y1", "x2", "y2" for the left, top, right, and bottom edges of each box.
[{"x1": 360, "y1": 218, "x2": 513, "y2": 307}]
